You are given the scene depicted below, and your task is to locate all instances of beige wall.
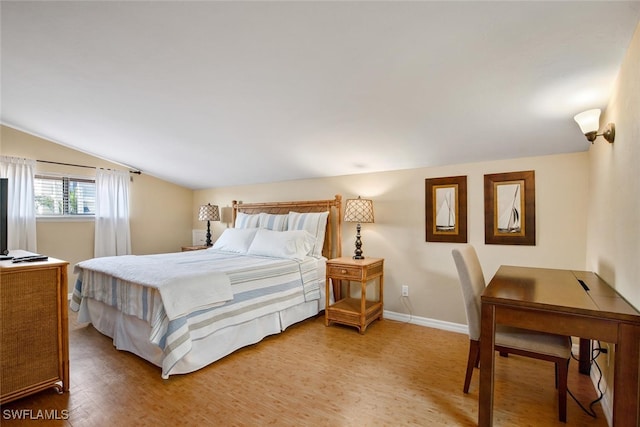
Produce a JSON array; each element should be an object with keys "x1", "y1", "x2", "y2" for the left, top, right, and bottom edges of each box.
[
  {"x1": 587, "y1": 21, "x2": 640, "y2": 308},
  {"x1": 586, "y1": 21, "x2": 640, "y2": 417},
  {"x1": 195, "y1": 151, "x2": 589, "y2": 325},
  {"x1": 1, "y1": 125, "x2": 194, "y2": 290}
]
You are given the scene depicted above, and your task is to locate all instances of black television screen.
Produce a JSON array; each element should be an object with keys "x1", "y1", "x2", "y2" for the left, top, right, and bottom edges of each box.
[{"x1": 1, "y1": 178, "x2": 7, "y2": 255}]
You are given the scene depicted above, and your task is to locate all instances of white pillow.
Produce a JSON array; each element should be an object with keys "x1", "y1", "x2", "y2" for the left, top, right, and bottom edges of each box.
[
  {"x1": 212, "y1": 228, "x2": 258, "y2": 253},
  {"x1": 234, "y1": 212, "x2": 260, "y2": 229},
  {"x1": 287, "y1": 212, "x2": 329, "y2": 258},
  {"x1": 287, "y1": 211, "x2": 329, "y2": 258},
  {"x1": 247, "y1": 229, "x2": 316, "y2": 260},
  {"x1": 259, "y1": 213, "x2": 288, "y2": 231}
]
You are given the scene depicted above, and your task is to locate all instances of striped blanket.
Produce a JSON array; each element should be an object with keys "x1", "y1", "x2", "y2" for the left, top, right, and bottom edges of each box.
[{"x1": 70, "y1": 249, "x2": 321, "y2": 378}]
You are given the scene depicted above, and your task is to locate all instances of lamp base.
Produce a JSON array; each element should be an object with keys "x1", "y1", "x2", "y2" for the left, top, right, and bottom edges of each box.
[
  {"x1": 352, "y1": 223, "x2": 364, "y2": 260},
  {"x1": 205, "y1": 220, "x2": 213, "y2": 247}
]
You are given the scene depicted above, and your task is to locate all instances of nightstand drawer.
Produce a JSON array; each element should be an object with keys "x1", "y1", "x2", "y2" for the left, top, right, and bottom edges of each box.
[{"x1": 327, "y1": 265, "x2": 362, "y2": 280}]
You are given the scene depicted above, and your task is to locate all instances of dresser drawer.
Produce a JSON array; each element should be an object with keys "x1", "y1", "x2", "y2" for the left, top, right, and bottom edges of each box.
[{"x1": 327, "y1": 265, "x2": 362, "y2": 280}]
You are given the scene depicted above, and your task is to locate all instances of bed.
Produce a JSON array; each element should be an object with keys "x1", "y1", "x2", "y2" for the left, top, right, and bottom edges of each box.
[{"x1": 70, "y1": 195, "x2": 342, "y2": 378}]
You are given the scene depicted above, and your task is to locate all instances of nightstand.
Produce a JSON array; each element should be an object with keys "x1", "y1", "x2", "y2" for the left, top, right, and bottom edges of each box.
[
  {"x1": 325, "y1": 257, "x2": 384, "y2": 334},
  {"x1": 181, "y1": 245, "x2": 208, "y2": 252}
]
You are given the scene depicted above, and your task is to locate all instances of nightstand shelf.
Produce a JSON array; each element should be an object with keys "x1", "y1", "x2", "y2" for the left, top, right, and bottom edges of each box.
[
  {"x1": 181, "y1": 245, "x2": 208, "y2": 252},
  {"x1": 325, "y1": 257, "x2": 384, "y2": 334}
]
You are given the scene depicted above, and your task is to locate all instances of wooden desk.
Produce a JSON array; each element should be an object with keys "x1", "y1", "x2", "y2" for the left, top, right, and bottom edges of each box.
[{"x1": 480, "y1": 266, "x2": 640, "y2": 427}]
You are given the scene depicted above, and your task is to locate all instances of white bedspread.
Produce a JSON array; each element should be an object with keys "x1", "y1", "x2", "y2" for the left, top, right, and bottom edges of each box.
[
  {"x1": 71, "y1": 249, "x2": 322, "y2": 378},
  {"x1": 75, "y1": 253, "x2": 233, "y2": 320}
]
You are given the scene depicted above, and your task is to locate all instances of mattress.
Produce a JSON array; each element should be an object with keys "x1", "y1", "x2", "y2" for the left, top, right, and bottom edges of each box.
[{"x1": 71, "y1": 249, "x2": 327, "y2": 378}]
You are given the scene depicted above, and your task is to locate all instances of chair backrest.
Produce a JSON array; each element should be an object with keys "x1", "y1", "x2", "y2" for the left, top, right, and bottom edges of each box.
[{"x1": 452, "y1": 244, "x2": 486, "y2": 341}]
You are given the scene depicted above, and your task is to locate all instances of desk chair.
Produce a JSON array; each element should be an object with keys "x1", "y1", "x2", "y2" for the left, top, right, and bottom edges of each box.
[{"x1": 452, "y1": 244, "x2": 572, "y2": 422}]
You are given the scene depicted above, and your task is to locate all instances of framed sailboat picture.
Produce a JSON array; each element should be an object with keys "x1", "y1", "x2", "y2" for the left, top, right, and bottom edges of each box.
[
  {"x1": 484, "y1": 170, "x2": 535, "y2": 245},
  {"x1": 425, "y1": 176, "x2": 467, "y2": 243}
]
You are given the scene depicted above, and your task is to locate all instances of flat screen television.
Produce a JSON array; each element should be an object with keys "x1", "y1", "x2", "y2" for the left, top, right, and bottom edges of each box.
[{"x1": 1, "y1": 178, "x2": 8, "y2": 255}]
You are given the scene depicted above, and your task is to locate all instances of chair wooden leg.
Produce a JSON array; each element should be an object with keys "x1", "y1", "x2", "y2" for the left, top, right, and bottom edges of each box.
[
  {"x1": 557, "y1": 359, "x2": 569, "y2": 422},
  {"x1": 464, "y1": 340, "x2": 480, "y2": 393}
]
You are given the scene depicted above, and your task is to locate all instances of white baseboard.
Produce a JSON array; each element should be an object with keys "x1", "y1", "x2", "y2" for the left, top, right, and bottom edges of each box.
[{"x1": 383, "y1": 309, "x2": 468, "y2": 335}]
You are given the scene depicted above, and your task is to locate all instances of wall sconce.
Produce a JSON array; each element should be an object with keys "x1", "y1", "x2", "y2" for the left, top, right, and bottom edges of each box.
[
  {"x1": 573, "y1": 109, "x2": 615, "y2": 144},
  {"x1": 198, "y1": 203, "x2": 220, "y2": 246},
  {"x1": 343, "y1": 196, "x2": 375, "y2": 259}
]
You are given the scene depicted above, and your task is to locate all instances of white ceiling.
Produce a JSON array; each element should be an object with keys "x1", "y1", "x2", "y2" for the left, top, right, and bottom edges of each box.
[{"x1": 2, "y1": 1, "x2": 639, "y2": 190}]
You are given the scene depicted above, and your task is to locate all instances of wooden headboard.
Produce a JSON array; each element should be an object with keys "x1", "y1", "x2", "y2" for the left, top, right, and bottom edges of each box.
[{"x1": 232, "y1": 195, "x2": 342, "y2": 259}]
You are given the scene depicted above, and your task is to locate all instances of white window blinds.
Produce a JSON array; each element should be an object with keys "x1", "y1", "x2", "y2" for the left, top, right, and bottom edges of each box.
[{"x1": 34, "y1": 175, "x2": 96, "y2": 215}]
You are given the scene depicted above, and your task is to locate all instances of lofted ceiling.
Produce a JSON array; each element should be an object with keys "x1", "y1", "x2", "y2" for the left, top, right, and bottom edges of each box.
[{"x1": 2, "y1": 1, "x2": 639, "y2": 190}]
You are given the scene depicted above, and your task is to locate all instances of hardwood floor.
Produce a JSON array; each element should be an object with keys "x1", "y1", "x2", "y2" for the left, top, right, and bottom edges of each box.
[{"x1": 2, "y1": 313, "x2": 608, "y2": 426}]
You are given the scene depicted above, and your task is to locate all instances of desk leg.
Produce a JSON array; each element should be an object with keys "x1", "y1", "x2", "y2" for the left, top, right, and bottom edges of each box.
[
  {"x1": 479, "y1": 302, "x2": 496, "y2": 427},
  {"x1": 579, "y1": 338, "x2": 591, "y2": 375},
  {"x1": 612, "y1": 324, "x2": 640, "y2": 426}
]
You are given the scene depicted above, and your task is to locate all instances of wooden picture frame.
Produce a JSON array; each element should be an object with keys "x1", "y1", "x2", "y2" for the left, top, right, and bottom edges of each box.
[
  {"x1": 425, "y1": 176, "x2": 467, "y2": 243},
  {"x1": 484, "y1": 170, "x2": 535, "y2": 245}
]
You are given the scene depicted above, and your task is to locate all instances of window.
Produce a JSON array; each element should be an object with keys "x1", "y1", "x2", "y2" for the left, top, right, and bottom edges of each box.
[{"x1": 35, "y1": 174, "x2": 96, "y2": 216}]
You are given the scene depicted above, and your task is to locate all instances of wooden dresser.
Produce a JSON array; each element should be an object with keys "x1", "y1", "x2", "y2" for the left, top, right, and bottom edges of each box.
[{"x1": 0, "y1": 252, "x2": 69, "y2": 404}]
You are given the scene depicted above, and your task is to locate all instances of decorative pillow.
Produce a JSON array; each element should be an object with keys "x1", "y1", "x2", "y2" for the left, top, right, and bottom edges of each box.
[
  {"x1": 287, "y1": 211, "x2": 329, "y2": 258},
  {"x1": 259, "y1": 213, "x2": 288, "y2": 231},
  {"x1": 211, "y1": 228, "x2": 258, "y2": 253},
  {"x1": 234, "y1": 212, "x2": 261, "y2": 229},
  {"x1": 247, "y1": 229, "x2": 316, "y2": 260}
]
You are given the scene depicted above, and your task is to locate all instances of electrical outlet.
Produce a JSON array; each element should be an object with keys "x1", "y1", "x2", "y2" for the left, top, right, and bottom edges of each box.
[{"x1": 401, "y1": 285, "x2": 409, "y2": 297}]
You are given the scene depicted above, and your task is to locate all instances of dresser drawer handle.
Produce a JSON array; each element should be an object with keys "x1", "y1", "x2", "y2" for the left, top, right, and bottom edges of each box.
[{"x1": 341, "y1": 269, "x2": 347, "y2": 274}]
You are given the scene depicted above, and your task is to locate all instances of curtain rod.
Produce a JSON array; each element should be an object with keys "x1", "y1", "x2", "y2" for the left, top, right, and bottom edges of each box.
[{"x1": 36, "y1": 159, "x2": 142, "y2": 175}]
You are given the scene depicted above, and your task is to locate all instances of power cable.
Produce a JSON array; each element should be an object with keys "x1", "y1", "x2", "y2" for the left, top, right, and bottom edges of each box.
[{"x1": 567, "y1": 340, "x2": 607, "y2": 418}]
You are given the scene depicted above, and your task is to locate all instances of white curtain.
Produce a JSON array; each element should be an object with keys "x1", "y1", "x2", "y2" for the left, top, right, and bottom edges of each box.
[
  {"x1": 94, "y1": 169, "x2": 131, "y2": 257},
  {"x1": 0, "y1": 156, "x2": 37, "y2": 252}
]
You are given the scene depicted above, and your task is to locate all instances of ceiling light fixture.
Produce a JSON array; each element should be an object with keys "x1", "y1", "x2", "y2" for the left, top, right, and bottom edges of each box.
[{"x1": 573, "y1": 109, "x2": 615, "y2": 144}]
